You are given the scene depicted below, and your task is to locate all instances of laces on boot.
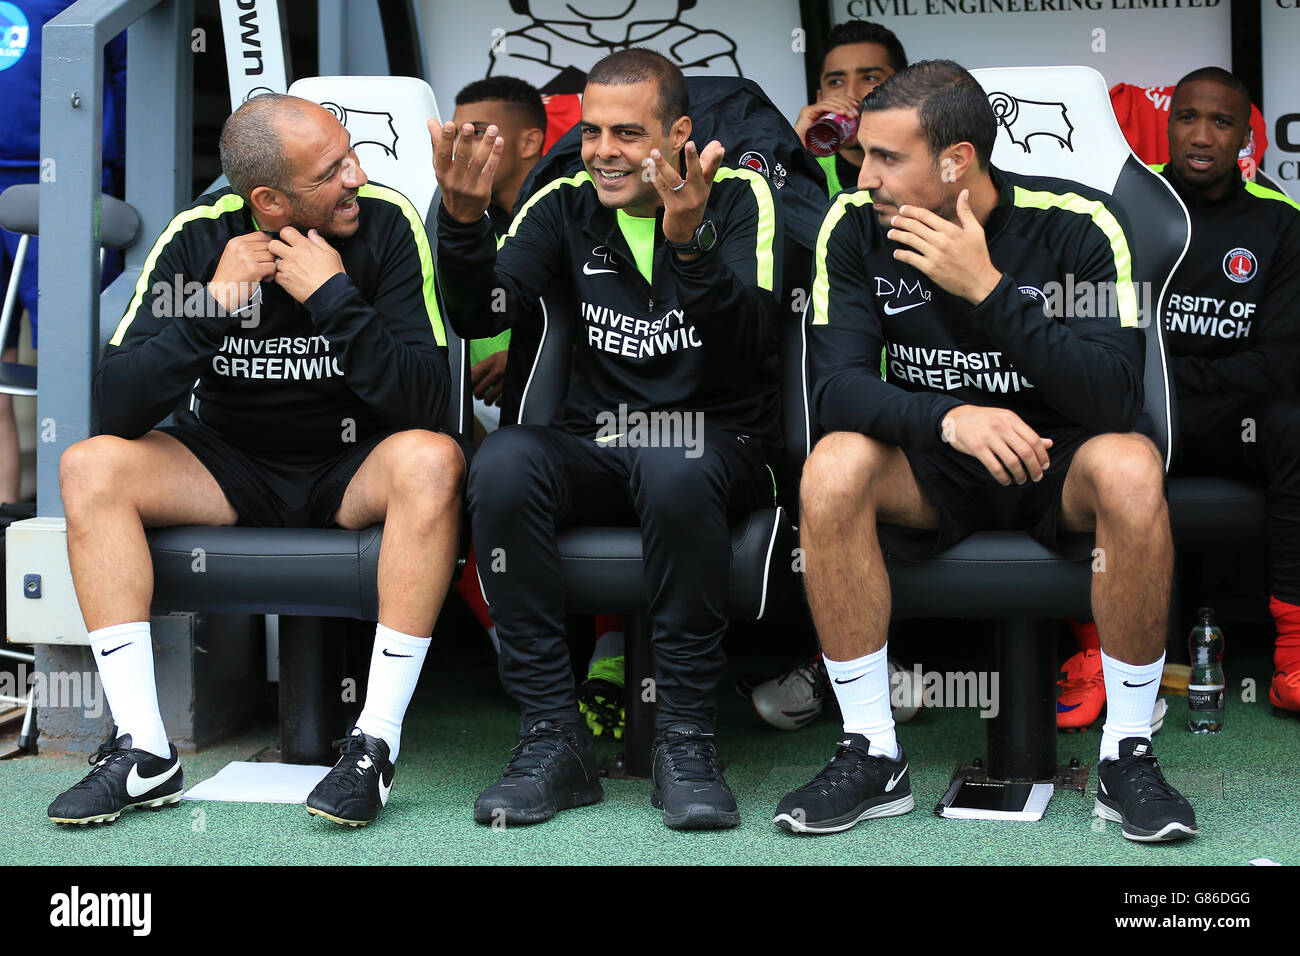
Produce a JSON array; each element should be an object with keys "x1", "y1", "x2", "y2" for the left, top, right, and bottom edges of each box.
[
  {"x1": 1112, "y1": 752, "x2": 1180, "y2": 804},
  {"x1": 501, "y1": 726, "x2": 572, "y2": 779},
  {"x1": 323, "y1": 734, "x2": 374, "y2": 796},
  {"x1": 656, "y1": 730, "x2": 722, "y2": 784},
  {"x1": 797, "y1": 740, "x2": 876, "y2": 794}
]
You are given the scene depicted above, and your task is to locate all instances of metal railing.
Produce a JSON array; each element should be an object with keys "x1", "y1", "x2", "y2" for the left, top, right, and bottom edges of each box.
[{"x1": 37, "y1": 0, "x2": 194, "y2": 514}]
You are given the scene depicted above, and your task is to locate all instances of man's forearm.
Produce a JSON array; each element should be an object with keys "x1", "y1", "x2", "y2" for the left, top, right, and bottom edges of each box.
[
  {"x1": 435, "y1": 207, "x2": 513, "y2": 340},
  {"x1": 976, "y1": 274, "x2": 1143, "y2": 433},
  {"x1": 814, "y1": 367, "x2": 962, "y2": 451},
  {"x1": 95, "y1": 292, "x2": 238, "y2": 438},
  {"x1": 308, "y1": 275, "x2": 451, "y2": 429}
]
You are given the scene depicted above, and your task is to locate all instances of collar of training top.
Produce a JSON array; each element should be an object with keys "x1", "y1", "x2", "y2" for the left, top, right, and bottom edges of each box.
[
  {"x1": 1159, "y1": 161, "x2": 1245, "y2": 208},
  {"x1": 982, "y1": 164, "x2": 1016, "y2": 240}
]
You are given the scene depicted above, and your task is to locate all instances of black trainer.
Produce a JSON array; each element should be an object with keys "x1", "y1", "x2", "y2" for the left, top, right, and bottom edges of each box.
[
  {"x1": 306, "y1": 728, "x2": 395, "y2": 827},
  {"x1": 474, "y1": 721, "x2": 603, "y2": 826},
  {"x1": 48, "y1": 730, "x2": 183, "y2": 825},
  {"x1": 773, "y1": 733, "x2": 913, "y2": 834},
  {"x1": 1095, "y1": 737, "x2": 1198, "y2": 842},
  {"x1": 651, "y1": 722, "x2": 740, "y2": 830}
]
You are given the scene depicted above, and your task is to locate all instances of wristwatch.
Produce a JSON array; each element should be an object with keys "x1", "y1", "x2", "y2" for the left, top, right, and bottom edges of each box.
[{"x1": 666, "y1": 219, "x2": 718, "y2": 256}]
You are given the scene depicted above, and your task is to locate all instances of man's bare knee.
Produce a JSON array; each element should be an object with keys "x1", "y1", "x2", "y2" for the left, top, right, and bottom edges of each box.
[
  {"x1": 1081, "y1": 434, "x2": 1166, "y2": 526},
  {"x1": 800, "y1": 432, "x2": 892, "y2": 523},
  {"x1": 60, "y1": 436, "x2": 135, "y2": 516},
  {"x1": 387, "y1": 431, "x2": 464, "y2": 497}
]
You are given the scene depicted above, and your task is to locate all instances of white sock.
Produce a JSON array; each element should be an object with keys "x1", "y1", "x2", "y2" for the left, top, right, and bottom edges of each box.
[
  {"x1": 1099, "y1": 648, "x2": 1164, "y2": 761},
  {"x1": 355, "y1": 623, "x2": 430, "y2": 763},
  {"x1": 89, "y1": 621, "x2": 169, "y2": 758},
  {"x1": 824, "y1": 645, "x2": 897, "y2": 759}
]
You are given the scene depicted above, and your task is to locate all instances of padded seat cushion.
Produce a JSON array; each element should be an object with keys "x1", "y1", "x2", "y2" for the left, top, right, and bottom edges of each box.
[{"x1": 556, "y1": 507, "x2": 796, "y2": 619}]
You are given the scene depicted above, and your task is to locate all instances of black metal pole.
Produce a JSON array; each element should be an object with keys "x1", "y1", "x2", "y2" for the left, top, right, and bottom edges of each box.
[
  {"x1": 987, "y1": 618, "x2": 1057, "y2": 781},
  {"x1": 278, "y1": 616, "x2": 344, "y2": 764},
  {"x1": 621, "y1": 613, "x2": 655, "y2": 777}
]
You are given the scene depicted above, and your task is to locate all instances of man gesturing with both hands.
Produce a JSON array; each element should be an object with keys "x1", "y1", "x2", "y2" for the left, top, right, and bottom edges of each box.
[{"x1": 433, "y1": 47, "x2": 782, "y2": 831}]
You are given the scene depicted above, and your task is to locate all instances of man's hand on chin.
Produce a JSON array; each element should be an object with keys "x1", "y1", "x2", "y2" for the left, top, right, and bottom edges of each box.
[
  {"x1": 268, "y1": 227, "x2": 346, "y2": 304},
  {"x1": 888, "y1": 190, "x2": 1002, "y2": 305}
]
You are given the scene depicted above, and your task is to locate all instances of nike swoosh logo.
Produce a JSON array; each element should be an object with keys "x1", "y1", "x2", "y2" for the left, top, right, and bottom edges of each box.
[
  {"x1": 833, "y1": 675, "x2": 863, "y2": 684},
  {"x1": 378, "y1": 771, "x2": 393, "y2": 806},
  {"x1": 882, "y1": 301, "x2": 925, "y2": 315},
  {"x1": 1123, "y1": 678, "x2": 1157, "y2": 688},
  {"x1": 885, "y1": 762, "x2": 908, "y2": 792},
  {"x1": 125, "y1": 759, "x2": 180, "y2": 798},
  {"x1": 382, "y1": 649, "x2": 413, "y2": 658},
  {"x1": 100, "y1": 642, "x2": 133, "y2": 657},
  {"x1": 583, "y1": 262, "x2": 617, "y2": 275}
]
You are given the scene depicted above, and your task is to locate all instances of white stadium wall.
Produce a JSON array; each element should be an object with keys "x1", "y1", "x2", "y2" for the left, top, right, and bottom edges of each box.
[
  {"x1": 1262, "y1": 1, "x2": 1300, "y2": 187},
  {"x1": 830, "y1": 0, "x2": 1230, "y2": 88},
  {"x1": 419, "y1": 0, "x2": 807, "y2": 127}
]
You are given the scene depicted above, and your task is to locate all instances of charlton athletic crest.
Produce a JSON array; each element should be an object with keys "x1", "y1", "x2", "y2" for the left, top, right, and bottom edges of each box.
[
  {"x1": 737, "y1": 151, "x2": 769, "y2": 177},
  {"x1": 1223, "y1": 247, "x2": 1257, "y2": 283}
]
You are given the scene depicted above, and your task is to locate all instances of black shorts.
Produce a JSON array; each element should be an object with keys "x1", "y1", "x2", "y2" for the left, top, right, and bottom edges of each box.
[
  {"x1": 880, "y1": 426, "x2": 1096, "y2": 560},
  {"x1": 158, "y1": 411, "x2": 395, "y2": 528}
]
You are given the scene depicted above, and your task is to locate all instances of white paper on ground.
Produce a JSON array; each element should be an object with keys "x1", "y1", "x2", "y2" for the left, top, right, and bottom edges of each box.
[
  {"x1": 1249, "y1": 858, "x2": 1282, "y2": 866},
  {"x1": 182, "y1": 761, "x2": 331, "y2": 804},
  {"x1": 939, "y1": 781, "x2": 1055, "y2": 822}
]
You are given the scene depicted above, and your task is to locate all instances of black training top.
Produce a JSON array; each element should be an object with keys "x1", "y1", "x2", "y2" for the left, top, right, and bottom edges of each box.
[
  {"x1": 1157, "y1": 164, "x2": 1300, "y2": 404},
  {"x1": 435, "y1": 166, "x2": 783, "y2": 451},
  {"x1": 97, "y1": 183, "x2": 450, "y2": 457},
  {"x1": 808, "y1": 166, "x2": 1145, "y2": 451}
]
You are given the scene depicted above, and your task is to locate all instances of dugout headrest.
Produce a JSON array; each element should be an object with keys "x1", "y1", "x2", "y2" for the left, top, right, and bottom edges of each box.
[
  {"x1": 288, "y1": 76, "x2": 442, "y2": 220},
  {"x1": 972, "y1": 65, "x2": 1131, "y2": 194}
]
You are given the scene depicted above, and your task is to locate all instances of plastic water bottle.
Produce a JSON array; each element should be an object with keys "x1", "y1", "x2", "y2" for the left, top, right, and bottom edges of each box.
[
  {"x1": 805, "y1": 112, "x2": 859, "y2": 157},
  {"x1": 1187, "y1": 606, "x2": 1225, "y2": 733}
]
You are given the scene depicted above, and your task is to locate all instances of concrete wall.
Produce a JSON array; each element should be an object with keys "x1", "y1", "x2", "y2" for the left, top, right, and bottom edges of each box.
[{"x1": 32, "y1": 612, "x2": 267, "y2": 756}]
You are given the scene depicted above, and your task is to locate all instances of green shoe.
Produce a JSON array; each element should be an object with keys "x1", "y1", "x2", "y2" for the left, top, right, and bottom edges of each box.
[{"x1": 578, "y1": 655, "x2": 626, "y2": 740}]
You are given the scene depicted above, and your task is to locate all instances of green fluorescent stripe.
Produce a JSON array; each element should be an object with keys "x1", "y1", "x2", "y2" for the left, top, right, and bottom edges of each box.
[
  {"x1": 1151, "y1": 162, "x2": 1298, "y2": 210},
  {"x1": 1245, "y1": 179, "x2": 1300, "y2": 212},
  {"x1": 110, "y1": 193, "x2": 248, "y2": 346},
  {"x1": 713, "y1": 166, "x2": 776, "y2": 291},
  {"x1": 616, "y1": 209, "x2": 657, "y2": 284},
  {"x1": 810, "y1": 190, "x2": 875, "y2": 326},
  {"x1": 498, "y1": 171, "x2": 593, "y2": 251},
  {"x1": 816, "y1": 154, "x2": 842, "y2": 198},
  {"x1": 469, "y1": 329, "x2": 511, "y2": 365},
  {"x1": 359, "y1": 182, "x2": 446, "y2": 346},
  {"x1": 1011, "y1": 185, "x2": 1140, "y2": 328}
]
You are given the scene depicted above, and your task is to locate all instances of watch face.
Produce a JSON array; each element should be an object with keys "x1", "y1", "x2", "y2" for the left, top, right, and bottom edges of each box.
[{"x1": 698, "y1": 219, "x2": 717, "y2": 252}]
